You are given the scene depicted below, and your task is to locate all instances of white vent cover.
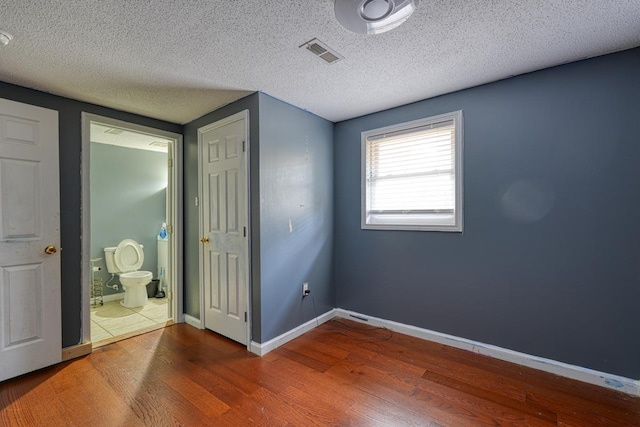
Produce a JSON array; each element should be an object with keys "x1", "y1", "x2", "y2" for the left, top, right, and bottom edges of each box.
[
  {"x1": 300, "y1": 38, "x2": 343, "y2": 64},
  {"x1": 335, "y1": 0, "x2": 420, "y2": 34},
  {"x1": 104, "y1": 127, "x2": 124, "y2": 135},
  {"x1": 90, "y1": 123, "x2": 170, "y2": 153}
]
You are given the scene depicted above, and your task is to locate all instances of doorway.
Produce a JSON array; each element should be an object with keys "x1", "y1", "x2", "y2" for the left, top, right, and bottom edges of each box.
[{"x1": 81, "y1": 114, "x2": 183, "y2": 346}]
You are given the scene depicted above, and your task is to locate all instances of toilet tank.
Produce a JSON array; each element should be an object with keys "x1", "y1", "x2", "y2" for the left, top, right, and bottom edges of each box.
[{"x1": 104, "y1": 247, "x2": 119, "y2": 273}]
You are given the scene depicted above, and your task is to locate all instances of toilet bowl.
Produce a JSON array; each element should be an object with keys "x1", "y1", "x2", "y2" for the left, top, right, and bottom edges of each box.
[
  {"x1": 119, "y1": 271, "x2": 153, "y2": 307},
  {"x1": 104, "y1": 239, "x2": 152, "y2": 308}
]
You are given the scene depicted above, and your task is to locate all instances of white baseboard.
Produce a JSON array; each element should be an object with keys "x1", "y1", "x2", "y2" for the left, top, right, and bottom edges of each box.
[
  {"x1": 184, "y1": 314, "x2": 202, "y2": 329},
  {"x1": 250, "y1": 308, "x2": 337, "y2": 356},
  {"x1": 335, "y1": 309, "x2": 640, "y2": 397},
  {"x1": 232, "y1": 305, "x2": 640, "y2": 397}
]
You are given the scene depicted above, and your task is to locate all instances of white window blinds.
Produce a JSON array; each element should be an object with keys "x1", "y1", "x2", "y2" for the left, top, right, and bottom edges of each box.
[{"x1": 361, "y1": 111, "x2": 463, "y2": 231}]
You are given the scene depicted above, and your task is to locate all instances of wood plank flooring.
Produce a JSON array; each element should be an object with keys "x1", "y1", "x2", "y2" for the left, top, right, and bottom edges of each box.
[{"x1": 1, "y1": 319, "x2": 638, "y2": 426}]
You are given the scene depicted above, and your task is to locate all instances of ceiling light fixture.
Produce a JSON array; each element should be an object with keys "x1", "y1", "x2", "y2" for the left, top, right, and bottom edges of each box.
[
  {"x1": 334, "y1": 0, "x2": 419, "y2": 35},
  {"x1": 0, "y1": 31, "x2": 13, "y2": 46}
]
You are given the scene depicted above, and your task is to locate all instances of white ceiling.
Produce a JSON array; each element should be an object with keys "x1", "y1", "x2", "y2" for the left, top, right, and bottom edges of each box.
[
  {"x1": 1, "y1": 1, "x2": 639, "y2": 125},
  {"x1": 90, "y1": 122, "x2": 171, "y2": 153}
]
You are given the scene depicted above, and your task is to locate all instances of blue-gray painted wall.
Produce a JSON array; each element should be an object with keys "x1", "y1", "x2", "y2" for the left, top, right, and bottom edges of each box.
[
  {"x1": 3, "y1": 46, "x2": 638, "y2": 378},
  {"x1": 333, "y1": 48, "x2": 640, "y2": 379},
  {"x1": 0, "y1": 81, "x2": 182, "y2": 347},
  {"x1": 258, "y1": 93, "x2": 334, "y2": 342},
  {"x1": 90, "y1": 143, "x2": 167, "y2": 294},
  {"x1": 183, "y1": 92, "x2": 334, "y2": 343}
]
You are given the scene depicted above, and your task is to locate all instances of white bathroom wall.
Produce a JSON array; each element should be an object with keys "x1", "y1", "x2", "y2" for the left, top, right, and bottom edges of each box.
[{"x1": 90, "y1": 142, "x2": 168, "y2": 295}]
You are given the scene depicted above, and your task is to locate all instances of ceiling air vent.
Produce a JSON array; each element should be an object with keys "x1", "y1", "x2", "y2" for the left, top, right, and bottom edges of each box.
[
  {"x1": 300, "y1": 38, "x2": 343, "y2": 64},
  {"x1": 104, "y1": 127, "x2": 124, "y2": 135}
]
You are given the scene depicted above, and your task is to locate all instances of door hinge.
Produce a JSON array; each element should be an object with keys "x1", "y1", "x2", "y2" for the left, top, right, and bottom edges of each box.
[
  {"x1": 168, "y1": 291, "x2": 173, "y2": 301},
  {"x1": 242, "y1": 141, "x2": 246, "y2": 152},
  {"x1": 243, "y1": 226, "x2": 247, "y2": 237},
  {"x1": 244, "y1": 312, "x2": 247, "y2": 322},
  {"x1": 167, "y1": 224, "x2": 173, "y2": 234},
  {"x1": 168, "y1": 158, "x2": 173, "y2": 168}
]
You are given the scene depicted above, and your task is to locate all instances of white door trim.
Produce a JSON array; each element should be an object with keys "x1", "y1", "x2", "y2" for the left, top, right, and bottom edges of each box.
[
  {"x1": 80, "y1": 113, "x2": 183, "y2": 345},
  {"x1": 197, "y1": 110, "x2": 251, "y2": 350}
]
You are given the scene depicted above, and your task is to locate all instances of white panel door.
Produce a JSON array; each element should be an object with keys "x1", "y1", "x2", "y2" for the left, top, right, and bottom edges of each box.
[
  {"x1": 199, "y1": 112, "x2": 248, "y2": 345},
  {"x1": 0, "y1": 98, "x2": 61, "y2": 382}
]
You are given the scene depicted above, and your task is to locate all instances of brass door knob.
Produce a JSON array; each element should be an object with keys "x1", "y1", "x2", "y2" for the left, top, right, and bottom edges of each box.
[
  {"x1": 44, "y1": 245, "x2": 57, "y2": 255},
  {"x1": 200, "y1": 237, "x2": 210, "y2": 244}
]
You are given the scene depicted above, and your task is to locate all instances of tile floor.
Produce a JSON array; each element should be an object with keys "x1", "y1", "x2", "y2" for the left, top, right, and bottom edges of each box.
[{"x1": 91, "y1": 297, "x2": 169, "y2": 342}]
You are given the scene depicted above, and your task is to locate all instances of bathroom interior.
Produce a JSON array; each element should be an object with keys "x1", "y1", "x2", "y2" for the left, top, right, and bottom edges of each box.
[{"x1": 89, "y1": 122, "x2": 173, "y2": 344}]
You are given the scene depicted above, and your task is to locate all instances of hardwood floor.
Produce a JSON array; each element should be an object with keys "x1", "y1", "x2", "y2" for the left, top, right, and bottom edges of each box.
[{"x1": 1, "y1": 320, "x2": 638, "y2": 426}]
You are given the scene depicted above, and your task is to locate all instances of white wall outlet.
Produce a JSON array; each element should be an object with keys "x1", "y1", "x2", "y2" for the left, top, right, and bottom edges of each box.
[{"x1": 302, "y1": 282, "x2": 309, "y2": 297}]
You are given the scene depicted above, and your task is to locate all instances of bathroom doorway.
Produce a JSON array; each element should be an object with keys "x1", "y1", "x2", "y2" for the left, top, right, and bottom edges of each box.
[{"x1": 81, "y1": 113, "x2": 183, "y2": 346}]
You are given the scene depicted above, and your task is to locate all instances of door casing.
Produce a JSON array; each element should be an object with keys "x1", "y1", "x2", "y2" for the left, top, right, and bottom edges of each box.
[{"x1": 80, "y1": 113, "x2": 183, "y2": 344}]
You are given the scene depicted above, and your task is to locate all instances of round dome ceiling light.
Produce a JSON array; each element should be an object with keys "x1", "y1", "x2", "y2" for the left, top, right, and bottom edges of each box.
[
  {"x1": 0, "y1": 31, "x2": 13, "y2": 46},
  {"x1": 335, "y1": 0, "x2": 420, "y2": 35}
]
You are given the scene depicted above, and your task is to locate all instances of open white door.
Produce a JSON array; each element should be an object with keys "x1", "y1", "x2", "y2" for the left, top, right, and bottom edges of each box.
[
  {"x1": 0, "y1": 98, "x2": 61, "y2": 382},
  {"x1": 199, "y1": 111, "x2": 249, "y2": 345}
]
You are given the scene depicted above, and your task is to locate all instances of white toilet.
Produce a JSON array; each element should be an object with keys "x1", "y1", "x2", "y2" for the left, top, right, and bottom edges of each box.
[{"x1": 104, "y1": 239, "x2": 153, "y2": 308}]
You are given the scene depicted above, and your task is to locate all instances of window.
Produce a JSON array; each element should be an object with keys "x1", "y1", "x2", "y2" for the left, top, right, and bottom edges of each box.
[{"x1": 361, "y1": 110, "x2": 463, "y2": 232}]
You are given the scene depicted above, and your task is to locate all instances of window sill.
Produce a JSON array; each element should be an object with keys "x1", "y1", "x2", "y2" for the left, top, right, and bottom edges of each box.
[{"x1": 362, "y1": 214, "x2": 462, "y2": 232}]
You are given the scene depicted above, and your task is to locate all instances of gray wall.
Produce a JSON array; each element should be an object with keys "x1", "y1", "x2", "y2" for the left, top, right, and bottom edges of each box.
[
  {"x1": 90, "y1": 143, "x2": 167, "y2": 294},
  {"x1": 258, "y1": 93, "x2": 334, "y2": 342},
  {"x1": 183, "y1": 92, "x2": 334, "y2": 343},
  {"x1": 5, "y1": 45, "x2": 636, "y2": 378},
  {"x1": 0, "y1": 81, "x2": 182, "y2": 347},
  {"x1": 333, "y1": 48, "x2": 640, "y2": 379}
]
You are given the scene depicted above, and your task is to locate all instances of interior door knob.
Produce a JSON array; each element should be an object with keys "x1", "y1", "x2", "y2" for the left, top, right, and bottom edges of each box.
[
  {"x1": 200, "y1": 237, "x2": 209, "y2": 244},
  {"x1": 44, "y1": 245, "x2": 57, "y2": 255}
]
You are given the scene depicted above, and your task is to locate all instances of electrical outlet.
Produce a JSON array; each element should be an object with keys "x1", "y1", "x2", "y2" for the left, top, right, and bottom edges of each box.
[{"x1": 302, "y1": 282, "x2": 309, "y2": 297}]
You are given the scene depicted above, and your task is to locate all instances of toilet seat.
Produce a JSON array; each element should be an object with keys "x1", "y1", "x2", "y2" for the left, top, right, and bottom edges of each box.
[{"x1": 114, "y1": 239, "x2": 144, "y2": 272}]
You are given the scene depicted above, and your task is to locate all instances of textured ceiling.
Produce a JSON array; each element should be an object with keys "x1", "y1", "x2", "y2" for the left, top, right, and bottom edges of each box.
[{"x1": 1, "y1": 1, "x2": 639, "y2": 124}]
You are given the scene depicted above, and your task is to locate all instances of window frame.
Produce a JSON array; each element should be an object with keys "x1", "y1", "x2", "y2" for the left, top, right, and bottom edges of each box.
[{"x1": 361, "y1": 110, "x2": 464, "y2": 232}]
